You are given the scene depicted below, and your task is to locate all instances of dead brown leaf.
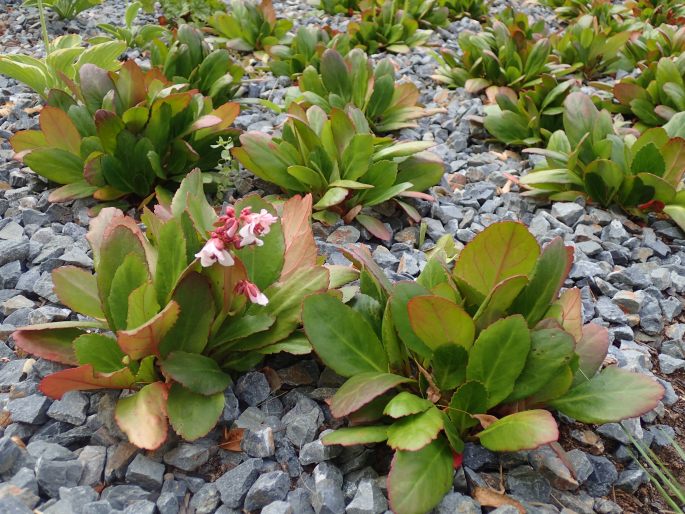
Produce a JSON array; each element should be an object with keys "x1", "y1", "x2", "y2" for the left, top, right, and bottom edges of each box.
[
  {"x1": 23, "y1": 105, "x2": 42, "y2": 115},
  {"x1": 0, "y1": 102, "x2": 15, "y2": 117},
  {"x1": 219, "y1": 427, "x2": 245, "y2": 452},
  {"x1": 472, "y1": 413, "x2": 498, "y2": 429},
  {"x1": 261, "y1": 366, "x2": 282, "y2": 392},
  {"x1": 473, "y1": 487, "x2": 525, "y2": 513}
]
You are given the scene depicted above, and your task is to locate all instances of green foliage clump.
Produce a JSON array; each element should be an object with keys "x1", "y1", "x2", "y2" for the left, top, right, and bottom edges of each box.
[
  {"x1": 95, "y1": 1, "x2": 169, "y2": 49},
  {"x1": 319, "y1": 0, "x2": 362, "y2": 15},
  {"x1": 551, "y1": 15, "x2": 632, "y2": 79},
  {"x1": 609, "y1": 55, "x2": 685, "y2": 128},
  {"x1": 288, "y1": 48, "x2": 441, "y2": 133},
  {"x1": 439, "y1": 0, "x2": 488, "y2": 21},
  {"x1": 0, "y1": 35, "x2": 125, "y2": 98},
  {"x1": 620, "y1": 24, "x2": 685, "y2": 68},
  {"x1": 268, "y1": 26, "x2": 350, "y2": 78},
  {"x1": 12, "y1": 171, "x2": 338, "y2": 449},
  {"x1": 10, "y1": 61, "x2": 240, "y2": 202},
  {"x1": 433, "y1": 11, "x2": 570, "y2": 93},
  {"x1": 626, "y1": 0, "x2": 685, "y2": 26},
  {"x1": 346, "y1": 0, "x2": 433, "y2": 54},
  {"x1": 303, "y1": 221, "x2": 665, "y2": 514},
  {"x1": 231, "y1": 103, "x2": 444, "y2": 239},
  {"x1": 208, "y1": 0, "x2": 293, "y2": 52},
  {"x1": 158, "y1": 0, "x2": 225, "y2": 24},
  {"x1": 149, "y1": 24, "x2": 245, "y2": 104},
  {"x1": 483, "y1": 75, "x2": 578, "y2": 146},
  {"x1": 23, "y1": 0, "x2": 102, "y2": 19},
  {"x1": 521, "y1": 92, "x2": 685, "y2": 230}
]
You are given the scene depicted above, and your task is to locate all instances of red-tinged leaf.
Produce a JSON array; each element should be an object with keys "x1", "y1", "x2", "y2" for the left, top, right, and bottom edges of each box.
[
  {"x1": 116, "y1": 301, "x2": 180, "y2": 360},
  {"x1": 330, "y1": 372, "x2": 413, "y2": 418},
  {"x1": 550, "y1": 367, "x2": 665, "y2": 424},
  {"x1": 343, "y1": 244, "x2": 393, "y2": 294},
  {"x1": 395, "y1": 199, "x2": 421, "y2": 223},
  {"x1": 220, "y1": 427, "x2": 245, "y2": 451},
  {"x1": 48, "y1": 182, "x2": 98, "y2": 202},
  {"x1": 476, "y1": 410, "x2": 559, "y2": 452},
  {"x1": 205, "y1": 258, "x2": 248, "y2": 317},
  {"x1": 86, "y1": 207, "x2": 124, "y2": 267},
  {"x1": 39, "y1": 106, "x2": 81, "y2": 155},
  {"x1": 12, "y1": 321, "x2": 103, "y2": 365},
  {"x1": 115, "y1": 382, "x2": 169, "y2": 450},
  {"x1": 407, "y1": 295, "x2": 475, "y2": 350},
  {"x1": 356, "y1": 214, "x2": 392, "y2": 241},
  {"x1": 39, "y1": 364, "x2": 136, "y2": 399},
  {"x1": 397, "y1": 190, "x2": 434, "y2": 201},
  {"x1": 387, "y1": 406, "x2": 444, "y2": 451},
  {"x1": 453, "y1": 221, "x2": 540, "y2": 299},
  {"x1": 322, "y1": 426, "x2": 388, "y2": 446},
  {"x1": 9, "y1": 130, "x2": 47, "y2": 154},
  {"x1": 555, "y1": 288, "x2": 583, "y2": 341},
  {"x1": 388, "y1": 437, "x2": 454, "y2": 514},
  {"x1": 189, "y1": 115, "x2": 222, "y2": 132},
  {"x1": 280, "y1": 194, "x2": 317, "y2": 280},
  {"x1": 573, "y1": 323, "x2": 609, "y2": 384},
  {"x1": 52, "y1": 266, "x2": 105, "y2": 320}
]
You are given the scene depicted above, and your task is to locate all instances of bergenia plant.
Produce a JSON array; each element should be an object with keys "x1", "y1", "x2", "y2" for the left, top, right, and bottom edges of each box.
[
  {"x1": 231, "y1": 103, "x2": 444, "y2": 240},
  {"x1": 12, "y1": 171, "x2": 340, "y2": 449},
  {"x1": 302, "y1": 221, "x2": 665, "y2": 514},
  {"x1": 288, "y1": 48, "x2": 443, "y2": 133},
  {"x1": 606, "y1": 54, "x2": 685, "y2": 128},
  {"x1": 521, "y1": 93, "x2": 685, "y2": 231},
  {"x1": 269, "y1": 26, "x2": 350, "y2": 79},
  {"x1": 10, "y1": 61, "x2": 239, "y2": 202},
  {"x1": 619, "y1": 24, "x2": 685, "y2": 69},
  {"x1": 208, "y1": 0, "x2": 293, "y2": 52},
  {"x1": 149, "y1": 24, "x2": 245, "y2": 104}
]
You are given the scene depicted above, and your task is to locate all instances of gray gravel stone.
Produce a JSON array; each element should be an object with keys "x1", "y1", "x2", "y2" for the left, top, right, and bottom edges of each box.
[
  {"x1": 242, "y1": 426, "x2": 276, "y2": 458},
  {"x1": 123, "y1": 500, "x2": 156, "y2": 514},
  {"x1": 163, "y1": 443, "x2": 209, "y2": 472},
  {"x1": 27, "y1": 441, "x2": 76, "y2": 461},
  {"x1": 659, "y1": 354, "x2": 685, "y2": 374},
  {"x1": 189, "y1": 483, "x2": 220, "y2": 514},
  {"x1": 0, "y1": 436, "x2": 22, "y2": 473},
  {"x1": 506, "y1": 465, "x2": 552, "y2": 502},
  {"x1": 8, "y1": 394, "x2": 51, "y2": 424},
  {"x1": 36, "y1": 457, "x2": 84, "y2": 497},
  {"x1": 0, "y1": 497, "x2": 33, "y2": 514},
  {"x1": 215, "y1": 458, "x2": 263, "y2": 508},
  {"x1": 584, "y1": 455, "x2": 618, "y2": 497},
  {"x1": 125, "y1": 454, "x2": 164, "y2": 491},
  {"x1": 262, "y1": 500, "x2": 293, "y2": 514},
  {"x1": 244, "y1": 471, "x2": 290, "y2": 511},
  {"x1": 615, "y1": 468, "x2": 647, "y2": 492},
  {"x1": 100, "y1": 485, "x2": 152, "y2": 510},
  {"x1": 345, "y1": 478, "x2": 387, "y2": 514},
  {"x1": 156, "y1": 492, "x2": 179, "y2": 514},
  {"x1": 551, "y1": 203, "x2": 584, "y2": 226},
  {"x1": 235, "y1": 372, "x2": 271, "y2": 406},
  {"x1": 0, "y1": 239, "x2": 29, "y2": 267},
  {"x1": 434, "y1": 492, "x2": 480, "y2": 514},
  {"x1": 46, "y1": 391, "x2": 88, "y2": 425}
]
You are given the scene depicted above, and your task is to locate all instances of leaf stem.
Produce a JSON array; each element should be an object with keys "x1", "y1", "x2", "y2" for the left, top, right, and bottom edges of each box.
[{"x1": 37, "y1": 0, "x2": 51, "y2": 56}]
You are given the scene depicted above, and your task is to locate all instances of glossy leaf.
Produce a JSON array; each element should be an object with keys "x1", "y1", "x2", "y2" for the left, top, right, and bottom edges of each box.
[
  {"x1": 322, "y1": 426, "x2": 389, "y2": 446},
  {"x1": 407, "y1": 295, "x2": 475, "y2": 350},
  {"x1": 52, "y1": 266, "x2": 105, "y2": 320},
  {"x1": 73, "y1": 333, "x2": 126, "y2": 373},
  {"x1": 387, "y1": 406, "x2": 444, "y2": 451},
  {"x1": 448, "y1": 380, "x2": 488, "y2": 434},
  {"x1": 116, "y1": 300, "x2": 180, "y2": 360},
  {"x1": 383, "y1": 391, "x2": 433, "y2": 419},
  {"x1": 330, "y1": 372, "x2": 413, "y2": 418},
  {"x1": 166, "y1": 383, "x2": 225, "y2": 441},
  {"x1": 160, "y1": 351, "x2": 231, "y2": 395},
  {"x1": 476, "y1": 410, "x2": 559, "y2": 452},
  {"x1": 40, "y1": 364, "x2": 135, "y2": 399},
  {"x1": 115, "y1": 382, "x2": 169, "y2": 450}
]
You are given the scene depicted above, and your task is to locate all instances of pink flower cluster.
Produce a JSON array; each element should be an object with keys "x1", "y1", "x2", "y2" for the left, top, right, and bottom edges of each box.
[{"x1": 195, "y1": 206, "x2": 278, "y2": 305}]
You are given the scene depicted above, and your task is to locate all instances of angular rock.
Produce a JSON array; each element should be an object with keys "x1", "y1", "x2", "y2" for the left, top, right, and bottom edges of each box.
[
  {"x1": 262, "y1": 501, "x2": 293, "y2": 514},
  {"x1": 551, "y1": 203, "x2": 584, "y2": 226},
  {"x1": 506, "y1": 465, "x2": 552, "y2": 502},
  {"x1": 345, "y1": 478, "x2": 387, "y2": 514},
  {"x1": 434, "y1": 492, "x2": 480, "y2": 514},
  {"x1": 163, "y1": 443, "x2": 209, "y2": 472},
  {"x1": 125, "y1": 454, "x2": 165, "y2": 491},
  {"x1": 7, "y1": 394, "x2": 51, "y2": 424},
  {"x1": 100, "y1": 485, "x2": 152, "y2": 510},
  {"x1": 584, "y1": 455, "x2": 618, "y2": 497},
  {"x1": 244, "y1": 471, "x2": 290, "y2": 511},
  {"x1": 0, "y1": 436, "x2": 22, "y2": 473},
  {"x1": 46, "y1": 391, "x2": 88, "y2": 426},
  {"x1": 189, "y1": 483, "x2": 220, "y2": 514},
  {"x1": 241, "y1": 426, "x2": 275, "y2": 458},
  {"x1": 36, "y1": 457, "x2": 84, "y2": 498},
  {"x1": 235, "y1": 372, "x2": 271, "y2": 406},
  {"x1": 77, "y1": 446, "x2": 106, "y2": 486},
  {"x1": 215, "y1": 458, "x2": 263, "y2": 508}
]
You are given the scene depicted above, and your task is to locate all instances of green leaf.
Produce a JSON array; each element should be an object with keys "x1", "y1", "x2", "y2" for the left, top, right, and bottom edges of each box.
[
  {"x1": 117, "y1": 300, "x2": 179, "y2": 360},
  {"x1": 313, "y1": 187, "x2": 348, "y2": 209},
  {"x1": 159, "y1": 272, "x2": 215, "y2": 357},
  {"x1": 114, "y1": 382, "x2": 168, "y2": 450},
  {"x1": 388, "y1": 437, "x2": 454, "y2": 514},
  {"x1": 466, "y1": 315, "x2": 530, "y2": 408},
  {"x1": 303, "y1": 293, "x2": 388, "y2": 377},
  {"x1": 431, "y1": 344, "x2": 468, "y2": 392},
  {"x1": 13, "y1": 322, "x2": 94, "y2": 366},
  {"x1": 453, "y1": 221, "x2": 539, "y2": 300},
  {"x1": 73, "y1": 333, "x2": 125, "y2": 373},
  {"x1": 476, "y1": 410, "x2": 559, "y2": 452},
  {"x1": 390, "y1": 282, "x2": 432, "y2": 359},
  {"x1": 154, "y1": 219, "x2": 187, "y2": 307},
  {"x1": 507, "y1": 328, "x2": 576, "y2": 402},
  {"x1": 52, "y1": 266, "x2": 105, "y2": 320},
  {"x1": 383, "y1": 392, "x2": 433, "y2": 418},
  {"x1": 387, "y1": 406, "x2": 444, "y2": 451},
  {"x1": 322, "y1": 426, "x2": 388, "y2": 446},
  {"x1": 23, "y1": 148, "x2": 84, "y2": 185},
  {"x1": 472, "y1": 275, "x2": 529, "y2": 330},
  {"x1": 341, "y1": 134, "x2": 374, "y2": 181},
  {"x1": 330, "y1": 372, "x2": 413, "y2": 418},
  {"x1": 407, "y1": 295, "x2": 475, "y2": 350},
  {"x1": 448, "y1": 380, "x2": 488, "y2": 434},
  {"x1": 161, "y1": 351, "x2": 231, "y2": 395},
  {"x1": 39, "y1": 364, "x2": 135, "y2": 399},
  {"x1": 550, "y1": 366, "x2": 665, "y2": 424},
  {"x1": 510, "y1": 238, "x2": 573, "y2": 326},
  {"x1": 572, "y1": 323, "x2": 609, "y2": 385},
  {"x1": 126, "y1": 281, "x2": 160, "y2": 329},
  {"x1": 321, "y1": 49, "x2": 352, "y2": 100},
  {"x1": 108, "y1": 253, "x2": 149, "y2": 331},
  {"x1": 166, "y1": 383, "x2": 225, "y2": 441}
]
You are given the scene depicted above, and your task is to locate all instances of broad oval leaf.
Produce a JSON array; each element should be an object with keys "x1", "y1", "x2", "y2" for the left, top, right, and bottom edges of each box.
[
  {"x1": 115, "y1": 382, "x2": 169, "y2": 450},
  {"x1": 330, "y1": 372, "x2": 413, "y2": 418},
  {"x1": 52, "y1": 266, "x2": 105, "y2": 320},
  {"x1": 303, "y1": 293, "x2": 388, "y2": 377},
  {"x1": 549, "y1": 366, "x2": 665, "y2": 424},
  {"x1": 407, "y1": 295, "x2": 475, "y2": 350},
  {"x1": 466, "y1": 315, "x2": 531, "y2": 409},
  {"x1": 383, "y1": 391, "x2": 433, "y2": 419},
  {"x1": 73, "y1": 333, "x2": 126, "y2": 373},
  {"x1": 453, "y1": 221, "x2": 540, "y2": 298},
  {"x1": 476, "y1": 409, "x2": 559, "y2": 452},
  {"x1": 160, "y1": 351, "x2": 231, "y2": 395},
  {"x1": 166, "y1": 383, "x2": 225, "y2": 441},
  {"x1": 12, "y1": 321, "x2": 100, "y2": 366},
  {"x1": 448, "y1": 380, "x2": 489, "y2": 434},
  {"x1": 387, "y1": 406, "x2": 444, "y2": 451},
  {"x1": 116, "y1": 300, "x2": 180, "y2": 360},
  {"x1": 388, "y1": 437, "x2": 454, "y2": 514},
  {"x1": 572, "y1": 323, "x2": 609, "y2": 385}
]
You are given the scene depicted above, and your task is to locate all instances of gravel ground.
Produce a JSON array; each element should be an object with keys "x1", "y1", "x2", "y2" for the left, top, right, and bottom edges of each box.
[{"x1": 1, "y1": 0, "x2": 684, "y2": 513}]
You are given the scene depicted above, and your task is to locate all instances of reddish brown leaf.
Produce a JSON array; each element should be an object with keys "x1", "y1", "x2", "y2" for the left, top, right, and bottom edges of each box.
[
  {"x1": 116, "y1": 301, "x2": 180, "y2": 360},
  {"x1": 280, "y1": 194, "x2": 317, "y2": 280},
  {"x1": 220, "y1": 427, "x2": 245, "y2": 452},
  {"x1": 39, "y1": 365, "x2": 136, "y2": 399},
  {"x1": 473, "y1": 488, "x2": 525, "y2": 513}
]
